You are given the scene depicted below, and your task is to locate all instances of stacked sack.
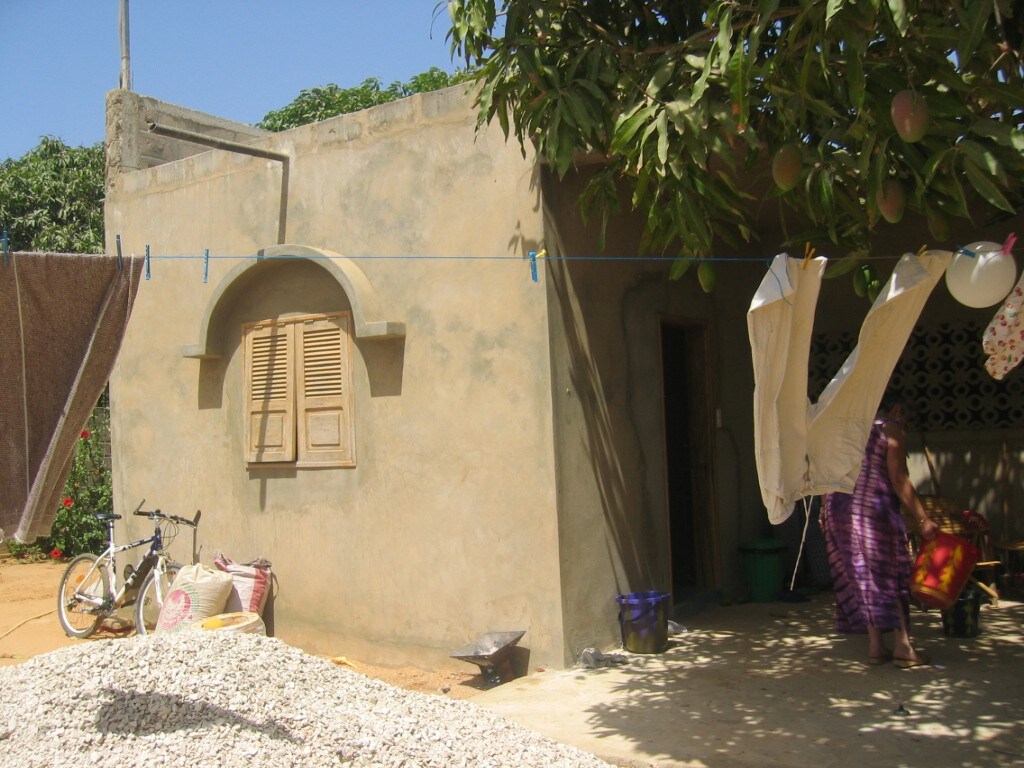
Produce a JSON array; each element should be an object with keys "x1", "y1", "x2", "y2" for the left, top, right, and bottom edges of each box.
[{"x1": 154, "y1": 555, "x2": 272, "y2": 635}]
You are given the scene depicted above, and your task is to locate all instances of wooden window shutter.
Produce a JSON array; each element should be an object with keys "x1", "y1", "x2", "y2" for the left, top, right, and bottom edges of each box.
[
  {"x1": 296, "y1": 313, "x2": 354, "y2": 466},
  {"x1": 243, "y1": 321, "x2": 296, "y2": 463}
]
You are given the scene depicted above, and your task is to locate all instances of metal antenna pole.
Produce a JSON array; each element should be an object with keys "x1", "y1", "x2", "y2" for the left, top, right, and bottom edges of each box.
[{"x1": 119, "y1": 0, "x2": 132, "y2": 90}]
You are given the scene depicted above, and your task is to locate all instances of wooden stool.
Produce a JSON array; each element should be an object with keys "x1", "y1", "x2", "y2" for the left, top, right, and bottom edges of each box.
[{"x1": 994, "y1": 541, "x2": 1024, "y2": 597}]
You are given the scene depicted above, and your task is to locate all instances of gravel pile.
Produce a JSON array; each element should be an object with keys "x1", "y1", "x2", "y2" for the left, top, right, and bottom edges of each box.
[{"x1": 0, "y1": 632, "x2": 612, "y2": 768}]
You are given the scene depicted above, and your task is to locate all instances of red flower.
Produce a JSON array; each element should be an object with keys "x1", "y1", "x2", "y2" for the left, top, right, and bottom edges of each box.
[
  {"x1": 80, "y1": 429, "x2": 91, "y2": 439},
  {"x1": 62, "y1": 497, "x2": 73, "y2": 508},
  {"x1": 50, "y1": 548, "x2": 63, "y2": 559}
]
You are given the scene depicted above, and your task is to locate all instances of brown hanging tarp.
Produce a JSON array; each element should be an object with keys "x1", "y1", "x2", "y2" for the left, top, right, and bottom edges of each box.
[{"x1": 0, "y1": 252, "x2": 144, "y2": 542}]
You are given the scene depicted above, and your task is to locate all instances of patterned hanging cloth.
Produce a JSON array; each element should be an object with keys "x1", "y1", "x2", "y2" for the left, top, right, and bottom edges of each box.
[{"x1": 983, "y1": 254, "x2": 1024, "y2": 381}]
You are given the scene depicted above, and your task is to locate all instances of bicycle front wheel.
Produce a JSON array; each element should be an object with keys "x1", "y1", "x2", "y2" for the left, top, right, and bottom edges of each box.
[
  {"x1": 134, "y1": 563, "x2": 181, "y2": 635},
  {"x1": 57, "y1": 554, "x2": 108, "y2": 639}
]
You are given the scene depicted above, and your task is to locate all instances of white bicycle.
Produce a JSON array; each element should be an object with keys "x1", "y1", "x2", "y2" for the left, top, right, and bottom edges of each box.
[{"x1": 56, "y1": 500, "x2": 201, "y2": 638}]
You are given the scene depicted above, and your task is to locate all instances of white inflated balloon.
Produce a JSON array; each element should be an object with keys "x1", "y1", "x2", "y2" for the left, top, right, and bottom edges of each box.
[{"x1": 946, "y1": 241, "x2": 1017, "y2": 308}]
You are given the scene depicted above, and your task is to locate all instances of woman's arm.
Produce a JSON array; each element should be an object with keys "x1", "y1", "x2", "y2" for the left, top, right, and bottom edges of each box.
[{"x1": 883, "y1": 421, "x2": 939, "y2": 541}]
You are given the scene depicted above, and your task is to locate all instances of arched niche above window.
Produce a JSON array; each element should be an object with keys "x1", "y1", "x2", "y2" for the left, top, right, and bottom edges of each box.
[{"x1": 181, "y1": 244, "x2": 405, "y2": 360}]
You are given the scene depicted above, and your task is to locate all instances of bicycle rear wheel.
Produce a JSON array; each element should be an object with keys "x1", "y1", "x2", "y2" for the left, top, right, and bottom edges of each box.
[
  {"x1": 134, "y1": 563, "x2": 181, "y2": 635},
  {"x1": 57, "y1": 554, "x2": 108, "y2": 639}
]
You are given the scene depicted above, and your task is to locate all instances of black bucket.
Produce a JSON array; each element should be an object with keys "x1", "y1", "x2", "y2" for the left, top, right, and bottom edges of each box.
[
  {"x1": 616, "y1": 591, "x2": 671, "y2": 653},
  {"x1": 941, "y1": 588, "x2": 982, "y2": 638}
]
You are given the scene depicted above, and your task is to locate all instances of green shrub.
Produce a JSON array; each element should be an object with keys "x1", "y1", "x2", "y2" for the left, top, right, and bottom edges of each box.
[{"x1": 40, "y1": 411, "x2": 111, "y2": 559}]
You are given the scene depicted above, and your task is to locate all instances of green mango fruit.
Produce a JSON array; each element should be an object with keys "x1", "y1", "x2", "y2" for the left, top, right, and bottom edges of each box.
[
  {"x1": 853, "y1": 266, "x2": 868, "y2": 297},
  {"x1": 698, "y1": 260, "x2": 717, "y2": 293}
]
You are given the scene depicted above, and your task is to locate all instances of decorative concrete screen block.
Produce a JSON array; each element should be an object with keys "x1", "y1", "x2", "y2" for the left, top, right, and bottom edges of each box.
[{"x1": 155, "y1": 564, "x2": 233, "y2": 633}]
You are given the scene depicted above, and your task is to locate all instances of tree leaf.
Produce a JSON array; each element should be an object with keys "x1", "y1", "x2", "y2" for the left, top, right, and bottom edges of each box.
[
  {"x1": 963, "y1": 157, "x2": 1015, "y2": 214},
  {"x1": 656, "y1": 110, "x2": 670, "y2": 166},
  {"x1": 969, "y1": 119, "x2": 1024, "y2": 153},
  {"x1": 957, "y1": 139, "x2": 1008, "y2": 186},
  {"x1": 648, "y1": 57, "x2": 676, "y2": 98},
  {"x1": 922, "y1": 148, "x2": 953, "y2": 186},
  {"x1": 716, "y1": 6, "x2": 734, "y2": 72},
  {"x1": 885, "y1": 0, "x2": 908, "y2": 35},
  {"x1": 825, "y1": 0, "x2": 845, "y2": 27},
  {"x1": 956, "y1": 0, "x2": 992, "y2": 69},
  {"x1": 669, "y1": 258, "x2": 694, "y2": 280},
  {"x1": 846, "y1": 48, "x2": 865, "y2": 110}
]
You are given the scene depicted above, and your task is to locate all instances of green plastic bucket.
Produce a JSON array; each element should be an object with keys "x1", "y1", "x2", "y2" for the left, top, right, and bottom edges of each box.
[
  {"x1": 739, "y1": 539, "x2": 786, "y2": 602},
  {"x1": 616, "y1": 591, "x2": 671, "y2": 653}
]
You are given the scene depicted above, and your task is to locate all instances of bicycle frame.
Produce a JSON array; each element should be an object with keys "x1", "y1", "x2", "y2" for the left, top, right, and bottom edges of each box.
[
  {"x1": 58, "y1": 501, "x2": 202, "y2": 639},
  {"x1": 71, "y1": 518, "x2": 163, "y2": 612}
]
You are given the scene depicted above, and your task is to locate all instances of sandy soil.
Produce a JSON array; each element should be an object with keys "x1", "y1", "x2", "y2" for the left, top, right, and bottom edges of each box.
[{"x1": 0, "y1": 558, "x2": 484, "y2": 700}]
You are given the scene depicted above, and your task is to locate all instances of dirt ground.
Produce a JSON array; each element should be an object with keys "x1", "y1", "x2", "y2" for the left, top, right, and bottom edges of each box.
[{"x1": 0, "y1": 558, "x2": 485, "y2": 700}]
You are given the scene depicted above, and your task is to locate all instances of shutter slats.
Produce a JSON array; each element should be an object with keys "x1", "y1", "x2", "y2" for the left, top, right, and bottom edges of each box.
[
  {"x1": 251, "y1": 335, "x2": 290, "y2": 400},
  {"x1": 303, "y1": 325, "x2": 343, "y2": 399},
  {"x1": 297, "y1": 315, "x2": 354, "y2": 466},
  {"x1": 242, "y1": 322, "x2": 295, "y2": 463}
]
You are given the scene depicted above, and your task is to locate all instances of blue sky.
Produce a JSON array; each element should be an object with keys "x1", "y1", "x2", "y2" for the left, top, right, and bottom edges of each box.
[{"x1": 2, "y1": 1, "x2": 462, "y2": 161}]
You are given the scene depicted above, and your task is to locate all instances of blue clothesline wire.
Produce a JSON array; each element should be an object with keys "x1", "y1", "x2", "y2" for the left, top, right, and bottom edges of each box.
[{"x1": 121, "y1": 251, "x2": 968, "y2": 262}]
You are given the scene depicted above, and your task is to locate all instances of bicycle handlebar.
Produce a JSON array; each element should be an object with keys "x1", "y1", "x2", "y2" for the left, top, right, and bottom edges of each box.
[{"x1": 133, "y1": 506, "x2": 201, "y2": 529}]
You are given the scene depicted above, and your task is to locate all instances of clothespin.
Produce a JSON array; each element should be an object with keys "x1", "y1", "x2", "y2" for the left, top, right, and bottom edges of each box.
[
  {"x1": 1, "y1": 229, "x2": 9, "y2": 267},
  {"x1": 917, "y1": 244, "x2": 928, "y2": 258},
  {"x1": 528, "y1": 249, "x2": 547, "y2": 283},
  {"x1": 203, "y1": 248, "x2": 209, "y2": 284},
  {"x1": 145, "y1": 244, "x2": 151, "y2": 280},
  {"x1": 802, "y1": 243, "x2": 816, "y2": 269},
  {"x1": 956, "y1": 243, "x2": 977, "y2": 258},
  {"x1": 1003, "y1": 232, "x2": 1017, "y2": 255}
]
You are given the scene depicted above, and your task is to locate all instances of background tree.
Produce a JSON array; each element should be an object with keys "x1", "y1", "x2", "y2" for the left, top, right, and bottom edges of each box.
[
  {"x1": 447, "y1": 0, "x2": 1024, "y2": 281},
  {"x1": 0, "y1": 137, "x2": 105, "y2": 253},
  {"x1": 258, "y1": 67, "x2": 469, "y2": 131}
]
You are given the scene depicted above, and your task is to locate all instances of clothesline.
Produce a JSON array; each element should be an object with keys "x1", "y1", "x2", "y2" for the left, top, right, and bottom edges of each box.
[
  {"x1": 30, "y1": 250, "x2": 1004, "y2": 263},
  {"x1": 3, "y1": 228, "x2": 1014, "y2": 269}
]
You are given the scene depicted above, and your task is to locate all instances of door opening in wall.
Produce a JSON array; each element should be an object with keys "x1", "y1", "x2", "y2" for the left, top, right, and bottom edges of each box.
[{"x1": 660, "y1": 319, "x2": 720, "y2": 612}]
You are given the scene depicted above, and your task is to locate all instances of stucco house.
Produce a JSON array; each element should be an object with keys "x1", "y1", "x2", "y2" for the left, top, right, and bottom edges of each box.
[{"x1": 104, "y1": 85, "x2": 1024, "y2": 671}]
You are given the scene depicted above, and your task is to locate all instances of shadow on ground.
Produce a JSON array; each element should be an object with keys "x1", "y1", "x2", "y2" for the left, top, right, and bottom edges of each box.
[{"x1": 478, "y1": 594, "x2": 1024, "y2": 768}]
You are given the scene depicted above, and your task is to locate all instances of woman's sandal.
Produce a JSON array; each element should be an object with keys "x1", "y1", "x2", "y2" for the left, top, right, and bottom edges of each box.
[
  {"x1": 868, "y1": 651, "x2": 893, "y2": 665},
  {"x1": 892, "y1": 652, "x2": 931, "y2": 669}
]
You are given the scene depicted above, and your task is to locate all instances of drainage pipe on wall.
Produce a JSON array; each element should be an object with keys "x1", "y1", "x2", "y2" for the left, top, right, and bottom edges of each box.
[{"x1": 146, "y1": 122, "x2": 290, "y2": 243}]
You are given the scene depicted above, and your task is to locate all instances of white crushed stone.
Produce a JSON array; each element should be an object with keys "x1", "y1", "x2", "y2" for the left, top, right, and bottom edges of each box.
[{"x1": 0, "y1": 632, "x2": 612, "y2": 768}]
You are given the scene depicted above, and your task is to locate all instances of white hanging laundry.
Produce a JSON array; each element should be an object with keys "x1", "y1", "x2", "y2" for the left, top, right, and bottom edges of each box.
[
  {"x1": 747, "y1": 253, "x2": 826, "y2": 524},
  {"x1": 748, "y1": 250, "x2": 951, "y2": 524},
  {"x1": 983, "y1": 270, "x2": 1024, "y2": 380}
]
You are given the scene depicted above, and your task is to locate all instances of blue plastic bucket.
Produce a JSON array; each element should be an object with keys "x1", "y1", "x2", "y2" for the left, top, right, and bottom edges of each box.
[
  {"x1": 615, "y1": 591, "x2": 671, "y2": 653},
  {"x1": 941, "y1": 587, "x2": 982, "y2": 638}
]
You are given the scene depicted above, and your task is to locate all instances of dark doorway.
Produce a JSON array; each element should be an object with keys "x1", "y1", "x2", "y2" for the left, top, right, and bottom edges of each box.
[{"x1": 660, "y1": 320, "x2": 719, "y2": 606}]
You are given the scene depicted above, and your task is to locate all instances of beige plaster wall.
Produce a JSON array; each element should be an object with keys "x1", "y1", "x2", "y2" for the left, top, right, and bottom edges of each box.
[
  {"x1": 104, "y1": 87, "x2": 566, "y2": 669},
  {"x1": 540, "y1": 169, "x2": 727, "y2": 654}
]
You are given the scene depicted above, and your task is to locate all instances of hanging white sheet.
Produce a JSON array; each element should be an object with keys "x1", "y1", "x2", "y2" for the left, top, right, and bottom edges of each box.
[{"x1": 748, "y1": 250, "x2": 951, "y2": 524}]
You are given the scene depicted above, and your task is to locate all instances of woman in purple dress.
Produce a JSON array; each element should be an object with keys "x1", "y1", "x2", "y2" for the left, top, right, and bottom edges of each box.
[{"x1": 821, "y1": 395, "x2": 939, "y2": 668}]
